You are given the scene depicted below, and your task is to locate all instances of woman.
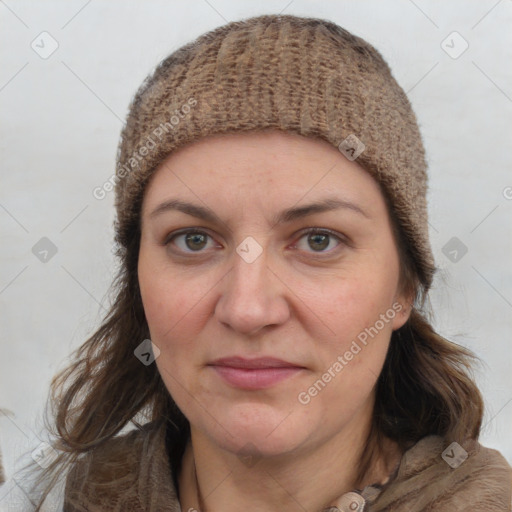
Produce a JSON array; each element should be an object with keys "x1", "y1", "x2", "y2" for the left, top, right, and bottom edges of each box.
[{"x1": 24, "y1": 13, "x2": 511, "y2": 511}]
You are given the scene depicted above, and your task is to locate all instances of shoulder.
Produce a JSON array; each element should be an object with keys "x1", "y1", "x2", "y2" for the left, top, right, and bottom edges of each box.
[
  {"x1": 451, "y1": 441, "x2": 512, "y2": 510},
  {"x1": 375, "y1": 436, "x2": 512, "y2": 511},
  {"x1": 64, "y1": 420, "x2": 180, "y2": 512}
]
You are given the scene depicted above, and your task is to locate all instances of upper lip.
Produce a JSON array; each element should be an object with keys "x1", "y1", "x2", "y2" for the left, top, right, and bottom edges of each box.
[{"x1": 208, "y1": 356, "x2": 304, "y2": 369}]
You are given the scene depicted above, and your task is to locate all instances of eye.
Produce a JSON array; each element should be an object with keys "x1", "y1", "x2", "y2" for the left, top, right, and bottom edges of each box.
[
  {"x1": 293, "y1": 228, "x2": 345, "y2": 254},
  {"x1": 164, "y1": 227, "x2": 347, "y2": 256},
  {"x1": 165, "y1": 229, "x2": 217, "y2": 253}
]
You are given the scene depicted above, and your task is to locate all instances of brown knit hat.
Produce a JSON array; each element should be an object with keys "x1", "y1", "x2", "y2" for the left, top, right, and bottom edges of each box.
[{"x1": 113, "y1": 14, "x2": 436, "y2": 292}]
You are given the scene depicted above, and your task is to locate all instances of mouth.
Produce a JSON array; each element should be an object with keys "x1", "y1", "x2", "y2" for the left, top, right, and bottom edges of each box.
[{"x1": 207, "y1": 356, "x2": 306, "y2": 390}]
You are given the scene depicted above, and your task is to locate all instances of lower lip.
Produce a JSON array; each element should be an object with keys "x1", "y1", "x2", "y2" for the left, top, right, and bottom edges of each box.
[{"x1": 210, "y1": 365, "x2": 303, "y2": 389}]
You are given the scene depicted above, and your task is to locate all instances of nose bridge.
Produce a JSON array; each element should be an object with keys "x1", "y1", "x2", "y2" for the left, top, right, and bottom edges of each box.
[
  {"x1": 216, "y1": 236, "x2": 288, "y2": 334},
  {"x1": 232, "y1": 239, "x2": 269, "y2": 293}
]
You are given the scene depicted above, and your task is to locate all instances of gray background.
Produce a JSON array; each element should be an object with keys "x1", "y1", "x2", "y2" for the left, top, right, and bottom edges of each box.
[{"x1": 1, "y1": 0, "x2": 511, "y2": 505}]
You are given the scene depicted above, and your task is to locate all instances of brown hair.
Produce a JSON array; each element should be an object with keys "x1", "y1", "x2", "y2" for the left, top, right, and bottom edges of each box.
[{"x1": 20, "y1": 161, "x2": 484, "y2": 509}]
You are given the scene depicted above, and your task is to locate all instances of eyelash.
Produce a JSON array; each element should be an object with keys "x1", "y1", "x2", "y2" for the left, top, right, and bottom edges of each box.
[{"x1": 164, "y1": 227, "x2": 348, "y2": 257}]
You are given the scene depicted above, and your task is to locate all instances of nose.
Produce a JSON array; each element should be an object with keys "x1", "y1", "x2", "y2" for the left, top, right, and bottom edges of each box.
[{"x1": 214, "y1": 244, "x2": 290, "y2": 336}]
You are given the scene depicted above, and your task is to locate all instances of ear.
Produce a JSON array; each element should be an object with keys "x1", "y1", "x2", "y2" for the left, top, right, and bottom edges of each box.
[{"x1": 391, "y1": 290, "x2": 414, "y2": 331}]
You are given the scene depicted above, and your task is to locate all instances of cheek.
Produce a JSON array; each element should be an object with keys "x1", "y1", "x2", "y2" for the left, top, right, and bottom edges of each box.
[
  {"x1": 299, "y1": 280, "x2": 395, "y2": 420},
  {"x1": 138, "y1": 262, "x2": 202, "y2": 398},
  {"x1": 316, "y1": 272, "x2": 397, "y2": 342},
  {"x1": 300, "y1": 257, "x2": 399, "y2": 392},
  {"x1": 137, "y1": 256, "x2": 216, "y2": 390},
  {"x1": 138, "y1": 272, "x2": 172, "y2": 339},
  {"x1": 138, "y1": 248, "x2": 201, "y2": 341}
]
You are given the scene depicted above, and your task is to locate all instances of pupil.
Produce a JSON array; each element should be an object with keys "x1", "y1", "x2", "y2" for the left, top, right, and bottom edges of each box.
[
  {"x1": 186, "y1": 233, "x2": 206, "y2": 250},
  {"x1": 310, "y1": 233, "x2": 328, "y2": 251}
]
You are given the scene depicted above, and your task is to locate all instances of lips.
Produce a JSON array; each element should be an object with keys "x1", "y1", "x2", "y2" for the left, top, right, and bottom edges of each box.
[
  {"x1": 208, "y1": 356, "x2": 305, "y2": 389},
  {"x1": 209, "y1": 356, "x2": 304, "y2": 369}
]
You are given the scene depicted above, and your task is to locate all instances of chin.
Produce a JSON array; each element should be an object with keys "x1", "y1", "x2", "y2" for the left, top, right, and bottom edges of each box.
[{"x1": 198, "y1": 402, "x2": 311, "y2": 457}]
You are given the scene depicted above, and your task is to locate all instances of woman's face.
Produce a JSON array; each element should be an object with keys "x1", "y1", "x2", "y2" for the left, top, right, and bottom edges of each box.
[{"x1": 138, "y1": 130, "x2": 411, "y2": 458}]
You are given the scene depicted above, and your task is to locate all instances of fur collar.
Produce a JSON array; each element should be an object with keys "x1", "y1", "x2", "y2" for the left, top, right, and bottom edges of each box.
[{"x1": 64, "y1": 420, "x2": 511, "y2": 511}]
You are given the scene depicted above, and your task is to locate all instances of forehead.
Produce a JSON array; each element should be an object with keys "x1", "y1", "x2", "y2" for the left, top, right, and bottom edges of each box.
[{"x1": 141, "y1": 130, "x2": 385, "y2": 218}]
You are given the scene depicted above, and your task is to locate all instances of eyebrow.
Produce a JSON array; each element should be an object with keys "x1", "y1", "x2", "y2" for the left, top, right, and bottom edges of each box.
[{"x1": 148, "y1": 197, "x2": 369, "y2": 225}]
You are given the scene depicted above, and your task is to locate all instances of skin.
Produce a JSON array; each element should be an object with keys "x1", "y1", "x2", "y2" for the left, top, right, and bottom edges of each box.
[{"x1": 138, "y1": 130, "x2": 413, "y2": 512}]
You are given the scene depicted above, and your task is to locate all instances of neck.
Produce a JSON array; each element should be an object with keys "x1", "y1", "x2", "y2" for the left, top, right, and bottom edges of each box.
[{"x1": 178, "y1": 406, "x2": 401, "y2": 512}]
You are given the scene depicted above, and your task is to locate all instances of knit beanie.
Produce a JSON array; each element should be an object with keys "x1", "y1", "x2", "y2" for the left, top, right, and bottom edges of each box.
[{"x1": 113, "y1": 14, "x2": 436, "y2": 292}]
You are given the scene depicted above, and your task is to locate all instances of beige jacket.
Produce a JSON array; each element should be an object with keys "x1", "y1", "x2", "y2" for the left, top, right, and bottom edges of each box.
[{"x1": 64, "y1": 420, "x2": 512, "y2": 511}]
